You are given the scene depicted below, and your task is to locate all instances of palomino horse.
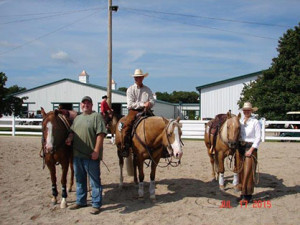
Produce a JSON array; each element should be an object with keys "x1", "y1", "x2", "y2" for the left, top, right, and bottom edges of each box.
[
  {"x1": 41, "y1": 108, "x2": 74, "y2": 208},
  {"x1": 204, "y1": 111, "x2": 241, "y2": 190},
  {"x1": 115, "y1": 116, "x2": 183, "y2": 200}
]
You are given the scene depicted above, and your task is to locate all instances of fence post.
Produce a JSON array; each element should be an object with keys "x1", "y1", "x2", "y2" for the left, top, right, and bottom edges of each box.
[
  {"x1": 261, "y1": 118, "x2": 265, "y2": 142},
  {"x1": 12, "y1": 114, "x2": 16, "y2": 136}
]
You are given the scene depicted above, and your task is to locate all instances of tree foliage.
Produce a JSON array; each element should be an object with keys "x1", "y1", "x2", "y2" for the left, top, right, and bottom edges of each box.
[
  {"x1": 156, "y1": 91, "x2": 199, "y2": 103},
  {"x1": 238, "y1": 23, "x2": 300, "y2": 120},
  {"x1": 0, "y1": 72, "x2": 27, "y2": 118},
  {"x1": 118, "y1": 86, "x2": 199, "y2": 103},
  {"x1": 117, "y1": 87, "x2": 127, "y2": 93}
]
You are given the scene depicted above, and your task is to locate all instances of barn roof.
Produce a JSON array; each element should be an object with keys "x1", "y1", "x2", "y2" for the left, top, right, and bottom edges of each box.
[
  {"x1": 15, "y1": 78, "x2": 126, "y2": 96},
  {"x1": 195, "y1": 70, "x2": 266, "y2": 91}
]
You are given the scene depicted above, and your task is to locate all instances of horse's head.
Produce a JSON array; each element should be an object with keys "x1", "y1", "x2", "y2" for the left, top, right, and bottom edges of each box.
[
  {"x1": 164, "y1": 117, "x2": 184, "y2": 160},
  {"x1": 225, "y1": 112, "x2": 241, "y2": 149},
  {"x1": 41, "y1": 107, "x2": 69, "y2": 153}
]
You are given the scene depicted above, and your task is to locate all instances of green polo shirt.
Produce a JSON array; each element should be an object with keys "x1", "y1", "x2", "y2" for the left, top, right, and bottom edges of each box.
[{"x1": 71, "y1": 112, "x2": 107, "y2": 159}]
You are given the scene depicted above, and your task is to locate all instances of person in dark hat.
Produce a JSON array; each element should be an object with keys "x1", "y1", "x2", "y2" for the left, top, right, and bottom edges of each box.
[
  {"x1": 66, "y1": 96, "x2": 107, "y2": 215},
  {"x1": 100, "y1": 95, "x2": 113, "y2": 128}
]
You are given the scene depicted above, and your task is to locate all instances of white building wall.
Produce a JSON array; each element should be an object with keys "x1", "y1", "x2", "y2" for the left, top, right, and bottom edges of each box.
[
  {"x1": 15, "y1": 79, "x2": 176, "y2": 118},
  {"x1": 16, "y1": 80, "x2": 127, "y2": 113},
  {"x1": 153, "y1": 101, "x2": 176, "y2": 118},
  {"x1": 200, "y1": 76, "x2": 258, "y2": 119}
]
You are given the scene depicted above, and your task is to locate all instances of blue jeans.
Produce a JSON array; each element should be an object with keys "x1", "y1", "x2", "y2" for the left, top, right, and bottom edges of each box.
[{"x1": 73, "y1": 157, "x2": 102, "y2": 208}]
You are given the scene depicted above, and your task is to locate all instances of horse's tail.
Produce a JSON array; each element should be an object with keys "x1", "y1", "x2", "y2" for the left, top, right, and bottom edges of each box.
[{"x1": 125, "y1": 153, "x2": 134, "y2": 176}]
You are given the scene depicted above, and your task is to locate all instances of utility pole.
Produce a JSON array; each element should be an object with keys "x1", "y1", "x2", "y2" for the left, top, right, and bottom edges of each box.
[{"x1": 107, "y1": 0, "x2": 118, "y2": 107}]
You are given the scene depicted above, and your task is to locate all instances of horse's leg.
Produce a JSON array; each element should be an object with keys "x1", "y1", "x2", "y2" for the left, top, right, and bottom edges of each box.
[
  {"x1": 68, "y1": 153, "x2": 74, "y2": 192},
  {"x1": 118, "y1": 150, "x2": 124, "y2": 187},
  {"x1": 60, "y1": 158, "x2": 69, "y2": 208},
  {"x1": 149, "y1": 156, "x2": 160, "y2": 201},
  {"x1": 111, "y1": 133, "x2": 115, "y2": 144},
  {"x1": 137, "y1": 156, "x2": 145, "y2": 199},
  {"x1": 133, "y1": 154, "x2": 138, "y2": 184},
  {"x1": 207, "y1": 148, "x2": 215, "y2": 181},
  {"x1": 46, "y1": 160, "x2": 58, "y2": 205},
  {"x1": 217, "y1": 150, "x2": 225, "y2": 190}
]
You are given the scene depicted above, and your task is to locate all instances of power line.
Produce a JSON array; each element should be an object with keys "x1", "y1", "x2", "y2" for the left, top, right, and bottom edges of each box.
[
  {"x1": 0, "y1": 7, "x2": 105, "y2": 25},
  {"x1": 122, "y1": 7, "x2": 290, "y2": 28},
  {"x1": 0, "y1": 11, "x2": 100, "y2": 56},
  {"x1": 122, "y1": 8, "x2": 279, "y2": 40}
]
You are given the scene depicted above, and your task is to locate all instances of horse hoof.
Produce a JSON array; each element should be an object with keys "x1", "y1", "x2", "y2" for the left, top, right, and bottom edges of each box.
[
  {"x1": 51, "y1": 197, "x2": 57, "y2": 205},
  {"x1": 60, "y1": 198, "x2": 67, "y2": 208},
  {"x1": 219, "y1": 185, "x2": 225, "y2": 191}
]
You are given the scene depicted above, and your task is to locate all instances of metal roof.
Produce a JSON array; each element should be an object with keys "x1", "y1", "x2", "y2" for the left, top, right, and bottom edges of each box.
[{"x1": 195, "y1": 70, "x2": 266, "y2": 91}]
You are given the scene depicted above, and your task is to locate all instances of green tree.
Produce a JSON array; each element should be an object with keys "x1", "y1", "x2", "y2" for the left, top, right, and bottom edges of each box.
[
  {"x1": 0, "y1": 72, "x2": 27, "y2": 117},
  {"x1": 118, "y1": 87, "x2": 127, "y2": 93},
  {"x1": 238, "y1": 23, "x2": 300, "y2": 120},
  {"x1": 156, "y1": 91, "x2": 199, "y2": 103}
]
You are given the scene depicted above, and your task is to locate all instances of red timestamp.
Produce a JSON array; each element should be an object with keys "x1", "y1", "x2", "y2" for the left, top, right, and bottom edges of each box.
[{"x1": 240, "y1": 200, "x2": 272, "y2": 208}]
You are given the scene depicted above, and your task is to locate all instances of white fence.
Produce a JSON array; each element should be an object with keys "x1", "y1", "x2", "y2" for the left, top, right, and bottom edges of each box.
[{"x1": 0, "y1": 117, "x2": 300, "y2": 142}]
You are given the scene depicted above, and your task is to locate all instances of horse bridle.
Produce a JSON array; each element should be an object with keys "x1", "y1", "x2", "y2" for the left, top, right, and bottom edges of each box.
[{"x1": 164, "y1": 119, "x2": 184, "y2": 155}]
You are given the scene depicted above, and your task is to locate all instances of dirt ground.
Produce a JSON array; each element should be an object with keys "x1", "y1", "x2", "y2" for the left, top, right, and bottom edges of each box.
[{"x1": 0, "y1": 136, "x2": 299, "y2": 225}]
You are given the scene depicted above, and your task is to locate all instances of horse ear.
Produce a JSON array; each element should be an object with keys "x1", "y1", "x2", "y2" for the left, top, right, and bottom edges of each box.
[
  {"x1": 54, "y1": 109, "x2": 59, "y2": 116},
  {"x1": 238, "y1": 112, "x2": 241, "y2": 119},
  {"x1": 227, "y1": 111, "x2": 232, "y2": 118},
  {"x1": 41, "y1": 107, "x2": 46, "y2": 118},
  {"x1": 176, "y1": 116, "x2": 180, "y2": 122}
]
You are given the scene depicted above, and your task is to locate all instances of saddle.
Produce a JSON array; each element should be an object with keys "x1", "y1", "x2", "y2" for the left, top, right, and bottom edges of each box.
[{"x1": 207, "y1": 114, "x2": 228, "y2": 153}]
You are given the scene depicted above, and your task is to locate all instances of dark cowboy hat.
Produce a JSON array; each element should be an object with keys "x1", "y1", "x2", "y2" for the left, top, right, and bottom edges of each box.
[{"x1": 81, "y1": 96, "x2": 93, "y2": 103}]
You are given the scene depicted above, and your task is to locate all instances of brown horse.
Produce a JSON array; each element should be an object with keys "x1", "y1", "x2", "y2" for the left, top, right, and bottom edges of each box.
[
  {"x1": 204, "y1": 111, "x2": 241, "y2": 190},
  {"x1": 41, "y1": 108, "x2": 74, "y2": 208},
  {"x1": 115, "y1": 116, "x2": 183, "y2": 200}
]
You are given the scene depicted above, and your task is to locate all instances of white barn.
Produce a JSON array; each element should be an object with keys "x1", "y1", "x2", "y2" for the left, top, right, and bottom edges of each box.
[
  {"x1": 15, "y1": 71, "x2": 178, "y2": 118},
  {"x1": 196, "y1": 71, "x2": 264, "y2": 119}
]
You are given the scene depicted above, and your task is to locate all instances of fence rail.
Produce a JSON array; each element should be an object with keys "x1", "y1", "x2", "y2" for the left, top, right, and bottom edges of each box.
[{"x1": 1, "y1": 117, "x2": 300, "y2": 142}]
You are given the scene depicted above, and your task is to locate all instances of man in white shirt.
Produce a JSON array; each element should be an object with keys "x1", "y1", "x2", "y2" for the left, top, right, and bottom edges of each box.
[
  {"x1": 237, "y1": 102, "x2": 261, "y2": 204},
  {"x1": 121, "y1": 69, "x2": 155, "y2": 157}
]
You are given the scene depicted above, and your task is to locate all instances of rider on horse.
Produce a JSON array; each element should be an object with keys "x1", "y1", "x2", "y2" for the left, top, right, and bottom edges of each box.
[
  {"x1": 120, "y1": 69, "x2": 155, "y2": 157},
  {"x1": 101, "y1": 95, "x2": 113, "y2": 129}
]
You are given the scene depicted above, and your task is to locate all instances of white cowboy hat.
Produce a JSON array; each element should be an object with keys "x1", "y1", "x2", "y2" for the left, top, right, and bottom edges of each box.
[
  {"x1": 132, "y1": 69, "x2": 148, "y2": 77},
  {"x1": 242, "y1": 102, "x2": 258, "y2": 112}
]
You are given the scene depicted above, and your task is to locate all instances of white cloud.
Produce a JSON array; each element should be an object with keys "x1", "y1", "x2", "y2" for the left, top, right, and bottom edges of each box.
[{"x1": 51, "y1": 51, "x2": 75, "y2": 64}]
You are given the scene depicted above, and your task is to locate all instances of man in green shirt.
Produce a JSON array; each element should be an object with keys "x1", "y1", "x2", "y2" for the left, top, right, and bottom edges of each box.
[{"x1": 66, "y1": 96, "x2": 107, "y2": 215}]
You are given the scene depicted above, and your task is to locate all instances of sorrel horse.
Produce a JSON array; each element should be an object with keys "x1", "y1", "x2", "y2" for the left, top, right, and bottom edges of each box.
[
  {"x1": 115, "y1": 116, "x2": 183, "y2": 200},
  {"x1": 204, "y1": 111, "x2": 241, "y2": 190},
  {"x1": 41, "y1": 107, "x2": 74, "y2": 208}
]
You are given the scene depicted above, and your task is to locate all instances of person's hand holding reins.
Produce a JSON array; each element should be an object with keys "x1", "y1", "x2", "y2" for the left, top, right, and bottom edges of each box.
[
  {"x1": 245, "y1": 147, "x2": 255, "y2": 157},
  {"x1": 144, "y1": 101, "x2": 151, "y2": 109}
]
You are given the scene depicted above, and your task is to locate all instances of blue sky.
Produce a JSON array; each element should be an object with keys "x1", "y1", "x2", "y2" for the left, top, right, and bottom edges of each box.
[{"x1": 0, "y1": 0, "x2": 299, "y2": 93}]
